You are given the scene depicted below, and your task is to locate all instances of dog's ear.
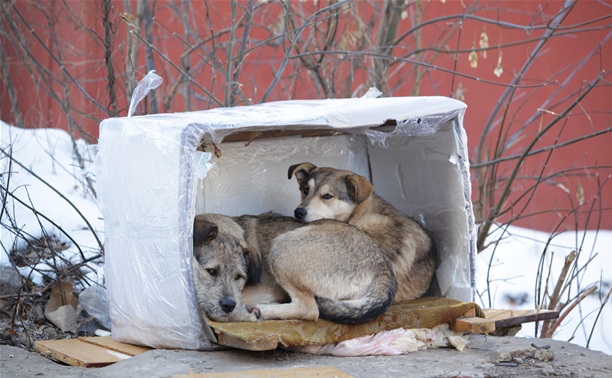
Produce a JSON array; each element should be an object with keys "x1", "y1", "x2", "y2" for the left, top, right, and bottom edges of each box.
[
  {"x1": 241, "y1": 241, "x2": 263, "y2": 283},
  {"x1": 193, "y1": 216, "x2": 218, "y2": 246},
  {"x1": 345, "y1": 174, "x2": 373, "y2": 204},
  {"x1": 288, "y1": 162, "x2": 316, "y2": 183}
]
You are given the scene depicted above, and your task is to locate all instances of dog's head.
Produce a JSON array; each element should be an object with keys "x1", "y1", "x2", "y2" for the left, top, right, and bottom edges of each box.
[
  {"x1": 288, "y1": 162, "x2": 373, "y2": 223},
  {"x1": 192, "y1": 214, "x2": 262, "y2": 321}
]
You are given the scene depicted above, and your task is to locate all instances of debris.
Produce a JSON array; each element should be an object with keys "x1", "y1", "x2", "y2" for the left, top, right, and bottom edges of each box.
[
  {"x1": 531, "y1": 342, "x2": 552, "y2": 349},
  {"x1": 34, "y1": 336, "x2": 150, "y2": 368},
  {"x1": 77, "y1": 285, "x2": 111, "y2": 331},
  {"x1": 0, "y1": 265, "x2": 22, "y2": 296},
  {"x1": 493, "y1": 344, "x2": 555, "y2": 364},
  {"x1": 292, "y1": 324, "x2": 469, "y2": 356},
  {"x1": 534, "y1": 348, "x2": 554, "y2": 362},
  {"x1": 44, "y1": 281, "x2": 78, "y2": 333}
]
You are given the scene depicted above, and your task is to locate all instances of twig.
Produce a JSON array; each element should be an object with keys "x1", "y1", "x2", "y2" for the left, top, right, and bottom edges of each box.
[
  {"x1": 0, "y1": 184, "x2": 89, "y2": 261},
  {"x1": 103, "y1": 0, "x2": 118, "y2": 117},
  {"x1": 142, "y1": 0, "x2": 158, "y2": 114},
  {"x1": 471, "y1": 128, "x2": 612, "y2": 168},
  {"x1": 127, "y1": 27, "x2": 223, "y2": 107},
  {"x1": 9, "y1": 4, "x2": 110, "y2": 116},
  {"x1": 261, "y1": 0, "x2": 352, "y2": 102},
  {"x1": 587, "y1": 285, "x2": 611, "y2": 348},
  {"x1": 476, "y1": 70, "x2": 604, "y2": 252},
  {"x1": 0, "y1": 48, "x2": 24, "y2": 128},
  {"x1": 545, "y1": 285, "x2": 598, "y2": 338},
  {"x1": 288, "y1": 50, "x2": 557, "y2": 89},
  {"x1": 475, "y1": 0, "x2": 576, "y2": 162},
  {"x1": 540, "y1": 251, "x2": 576, "y2": 338},
  {"x1": 225, "y1": 0, "x2": 237, "y2": 107},
  {"x1": 0, "y1": 148, "x2": 104, "y2": 250}
]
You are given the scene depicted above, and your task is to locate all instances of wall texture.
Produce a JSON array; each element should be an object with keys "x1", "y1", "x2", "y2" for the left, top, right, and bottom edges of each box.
[{"x1": 2, "y1": 0, "x2": 610, "y2": 232}]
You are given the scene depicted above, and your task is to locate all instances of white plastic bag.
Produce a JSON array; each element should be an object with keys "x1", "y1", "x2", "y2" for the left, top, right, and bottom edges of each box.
[{"x1": 127, "y1": 70, "x2": 163, "y2": 117}]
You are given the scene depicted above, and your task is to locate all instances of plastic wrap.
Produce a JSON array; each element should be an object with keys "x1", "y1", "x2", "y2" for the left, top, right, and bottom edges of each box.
[
  {"x1": 96, "y1": 95, "x2": 472, "y2": 349},
  {"x1": 127, "y1": 70, "x2": 163, "y2": 117}
]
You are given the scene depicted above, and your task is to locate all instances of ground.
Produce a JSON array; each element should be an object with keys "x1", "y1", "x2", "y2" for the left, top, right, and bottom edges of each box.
[{"x1": 1, "y1": 335, "x2": 611, "y2": 377}]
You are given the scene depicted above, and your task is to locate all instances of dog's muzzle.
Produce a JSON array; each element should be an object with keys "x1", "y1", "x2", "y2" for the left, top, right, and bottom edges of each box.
[
  {"x1": 294, "y1": 207, "x2": 307, "y2": 221},
  {"x1": 219, "y1": 297, "x2": 237, "y2": 313}
]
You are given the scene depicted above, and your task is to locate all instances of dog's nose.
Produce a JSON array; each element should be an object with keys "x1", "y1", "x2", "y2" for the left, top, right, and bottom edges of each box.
[
  {"x1": 219, "y1": 298, "x2": 236, "y2": 313},
  {"x1": 294, "y1": 207, "x2": 307, "y2": 220}
]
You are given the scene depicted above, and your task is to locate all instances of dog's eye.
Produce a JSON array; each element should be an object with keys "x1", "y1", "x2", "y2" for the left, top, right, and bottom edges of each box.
[
  {"x1": 322, "y1": 193, "x2": 333, "y2": 200},
  {"x1": 206, "y1": 268, "x2": 218, "y2": 277},
  {"x1": 235, "y1": 274, "x2": 245, "y2": 281},
  {"x1": 302, "y1": 187, "x2": 309, "y2": 195}
]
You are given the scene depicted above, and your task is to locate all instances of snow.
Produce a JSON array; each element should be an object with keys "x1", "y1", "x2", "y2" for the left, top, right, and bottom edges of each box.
[
  {"x1": 1, "y1": 121, "x2": 610, "y2": 354},
  {"x1": 475, "y1": 225, "x2": 611, "y2": 354},
  {"x1": 0, "y1": 121, "x2": 104, "y2": 285}
]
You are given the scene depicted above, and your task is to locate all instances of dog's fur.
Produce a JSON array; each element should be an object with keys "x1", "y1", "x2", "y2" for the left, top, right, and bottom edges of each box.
[
  {"x1": 192, "y1": 214, "x2": 260, "y2": 322},
  {"x1": 192, "y1": 212, "x2": 397, "y2": 324},
  {"x1": 288, "y1": 162, "x2": 436, "y2": 302}
]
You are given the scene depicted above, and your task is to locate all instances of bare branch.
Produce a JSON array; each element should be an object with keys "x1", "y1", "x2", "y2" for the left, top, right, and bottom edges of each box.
[{"x1": 9, "y1": 4, "x2": 110, "y2": 117}]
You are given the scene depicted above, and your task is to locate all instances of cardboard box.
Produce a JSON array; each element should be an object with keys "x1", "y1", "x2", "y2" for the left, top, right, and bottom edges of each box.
[{"x1": 96, "y1": 96, "x2": 474, "y2": 349}]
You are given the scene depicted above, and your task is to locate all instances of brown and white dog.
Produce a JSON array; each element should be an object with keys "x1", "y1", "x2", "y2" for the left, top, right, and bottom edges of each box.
[
  {"x1": 192, "y1": 212, "x2": 397, "y2": 324},
  {"x1": 288, "y1": 162, "x2": 436, "y2": 302}
]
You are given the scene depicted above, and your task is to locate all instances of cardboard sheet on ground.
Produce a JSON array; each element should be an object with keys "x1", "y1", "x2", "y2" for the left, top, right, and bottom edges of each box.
[{"x1": 208, "y1": 297, "x2": 484, "y2": 351}]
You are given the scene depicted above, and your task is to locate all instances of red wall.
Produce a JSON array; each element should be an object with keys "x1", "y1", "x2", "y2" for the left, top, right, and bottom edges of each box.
[{"x1": 2, "y1": 0, "x2": 610, "y2": 232}]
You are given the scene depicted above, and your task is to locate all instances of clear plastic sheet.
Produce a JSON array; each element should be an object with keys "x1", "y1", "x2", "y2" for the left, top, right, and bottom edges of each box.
[
  {"x1": 96, "y1": 95, "x2": 472, "y2": 349},
  {"x1": 127, "y1": 70, "x2": 163, "y2": 117}
]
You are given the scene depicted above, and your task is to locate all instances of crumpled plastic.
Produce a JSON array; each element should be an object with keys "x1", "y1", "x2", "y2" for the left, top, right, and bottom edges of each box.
[
  {"x1": 45, "y1": 281, "x2": 78, "y2": 333},
  {"x1": 360, "y1": 87, "x2": 383, "y2": 98},
  {"x1": 77, "y1": 285, "x2": 111, "y2": 330},
  {"x1": 127, "y1": 70, "x2": 163, "y2": 117},
  {"x1": 292, "y1": 324, "x2": 469, "y2": 356}
]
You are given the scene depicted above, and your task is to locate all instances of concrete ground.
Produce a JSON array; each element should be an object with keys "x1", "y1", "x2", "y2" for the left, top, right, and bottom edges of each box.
[{"x1": 2, "y1": 335, "x2": 611, "y2": 377}]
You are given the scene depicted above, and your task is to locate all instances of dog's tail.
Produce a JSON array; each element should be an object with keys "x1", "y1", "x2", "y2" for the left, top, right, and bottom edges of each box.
[{"x1": 315, "y1": 267, "x2": 397, "y2": 324}]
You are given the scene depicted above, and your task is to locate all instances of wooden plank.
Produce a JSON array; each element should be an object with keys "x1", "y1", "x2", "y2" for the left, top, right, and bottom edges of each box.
[
  {"x1": 451, "y1": 308, "x2": 559, "y2": 334},
  {"x1": 214, "y1": 332, "x2": 279, "y2": 351},
  {"x1": 462, "y1": 308, "x2": 476, "y2": 317},
  {"x1": 172, "y1": 366, "x2": 353, "y2": 378},
  {"x1": 34, "y1": 338, "x2": 132, "y2": 368},
  {"x1": 78, "y1": 336, "x2": 151, "y2": 356},
  {"x1": 450, "y1": 316, "x2": 496, "y2": 334},
  {"x1": 483, "y1": 309, "x2": 559, "y2": 328}
]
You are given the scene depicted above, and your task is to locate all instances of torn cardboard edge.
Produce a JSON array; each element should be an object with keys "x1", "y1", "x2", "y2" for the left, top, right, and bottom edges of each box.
[
  {"x1": 44, "y1": 281, "x2": 78, "y2": 333},
  {"x1": 206, "y1": 297, "x2": 484, "y2": 351}
]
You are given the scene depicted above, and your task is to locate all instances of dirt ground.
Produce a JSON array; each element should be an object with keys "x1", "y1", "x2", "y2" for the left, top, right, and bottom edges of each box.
[{"x1": 2, "y1": 334, "x2": 611, "y2": 377}]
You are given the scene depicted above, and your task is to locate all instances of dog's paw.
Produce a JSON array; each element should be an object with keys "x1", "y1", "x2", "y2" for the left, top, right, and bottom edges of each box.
[{"x1": 248, "y1": 306, "x2": 261, "y2": 320}]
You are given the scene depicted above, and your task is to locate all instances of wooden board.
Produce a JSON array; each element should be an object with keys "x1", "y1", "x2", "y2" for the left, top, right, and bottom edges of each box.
[
  {"x1": 77, "y1": 336, "x2": 151, "y2": 356},
  {"x1": 207, "y1": 297, "x2": 483, "y2": 351},
  {"x1": 483, "y1": 309, "x2": 559, "y2": 328},
  {"x1": 34, "y1": 337, "x2": 151, "y2": 368},
  {"x1": 33, "y1": 308, "x2": 560, "y2": 368},
  {"x1": 172, "y1": 366, "x2": 353, "y2": 378},
  {"x1": 214, "y1": 332, "x2": 278, "y2": 352},
  {"x1": 451, "y1": 316, "x2": 495, "y2": 334},
  {"x1": 451, "y1": 308, "x2": 559, "y2": 334}
]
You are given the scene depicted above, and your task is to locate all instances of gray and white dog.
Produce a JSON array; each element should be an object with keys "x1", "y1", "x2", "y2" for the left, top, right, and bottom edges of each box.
[
  {"x1": 192, "y1": 212, "x2": 397, "y2": 324},
  {"x1": 288, "y1": 162, "x2": 436, "y2": 302}
]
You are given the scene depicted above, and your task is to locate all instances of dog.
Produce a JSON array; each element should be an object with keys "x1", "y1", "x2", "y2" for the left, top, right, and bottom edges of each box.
[
  {"x1": 192, "y1": 213, "x2": 260, "y2": 322},
  {"x1": 288, "y1": 162, "x2": 436, "y2": 303},
  {"x1": 192, "y1": 212, "x2": 397, "y2": 324}
]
